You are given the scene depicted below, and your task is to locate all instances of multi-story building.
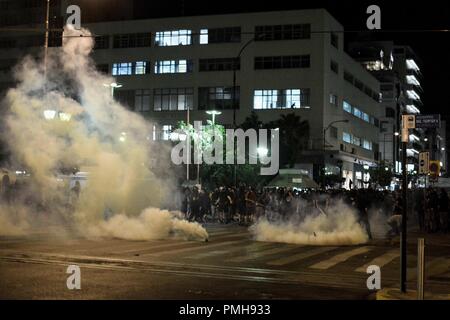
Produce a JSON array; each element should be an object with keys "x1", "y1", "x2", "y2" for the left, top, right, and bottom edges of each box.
[
  {"x1": 0, "y1": 7, "x2": 384, "y2": 187},
  {"x1": 82, "y1": 9, "x2": 383, "y2": 188},
  {"x1": 348, "y1": 41, "x2": 425, "y2": 182}
]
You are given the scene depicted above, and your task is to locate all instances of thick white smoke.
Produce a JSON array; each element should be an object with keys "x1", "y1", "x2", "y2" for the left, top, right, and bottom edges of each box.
[
  {"x1": 250, "y1": 200, "x2": 369, "y2": 245},
  {"x1": 0, "y1": 25, "x2": 207, "y2": 241}
]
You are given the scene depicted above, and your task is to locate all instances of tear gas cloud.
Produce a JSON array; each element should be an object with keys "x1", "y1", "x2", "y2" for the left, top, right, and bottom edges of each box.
[
  {"x1": 250, "y1": 199, "x2": 370, "y2": 246},
  {"x1": 0, "y1": 25, "x2": 207, "y2": 241}
]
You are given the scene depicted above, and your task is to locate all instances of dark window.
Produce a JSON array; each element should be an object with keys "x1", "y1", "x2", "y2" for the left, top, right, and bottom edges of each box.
[
  {"x1": 330, "y1": 60, "x2": 338, "y2": 74},
  {"x1": 330, "y1": 126, "x2": 338, "y2": 139},
  {"x1": 386, "y1": 107, "x2": 395, "y2": 118},
  {"x1": 208, "y1": 27, "x2": 241, "y2": 43},
  {"x1": 255, "y1": 24, "x2": 310, "y2": 41},
  {"x1": 113, "y1": 90, "x2": 135, "y2": 110},
  {"x1": 199, "y1": 58, "x2": 239, "y2": 72},
  {"x1": 94, "y1": 35, "x2": 110, "y2": 50},
  {"x1": 113, "y1": 33, "x2": 151, "y2": 48},
  {"x1": 344, "y1": 71, "x2": 354, "y2": 84},
  {"x1": 199, "y1": 87, "x2": 239, "y2": 110},
  {"x1": 153, "y1": 88, "x2": 193, "y2": 111},
  {"x1": 96, "y1": 64, "x2": 109, "y2": 74},
  {"x1": 331, "y1": 33, "x2": 339, "y2": 48},
  {"x1": 0, "y1": 37, "x2": 16, "y2": 49},
  {"x1": 254, "y1": 55, "x2": 310, "y2": 69},
  {"x1": 354, "y1": 79, "x2": 364, "y2": 91}
]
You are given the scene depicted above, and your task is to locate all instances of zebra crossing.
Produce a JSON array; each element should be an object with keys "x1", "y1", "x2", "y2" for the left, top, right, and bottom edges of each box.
[{"x1": 114, "y1": 228, "x2": 407, "y2": 276}]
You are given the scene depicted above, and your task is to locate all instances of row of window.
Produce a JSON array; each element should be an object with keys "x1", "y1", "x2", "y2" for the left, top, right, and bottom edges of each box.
[
  {"x1": 343, "y1": 100, "x2": 379, "y2": 127},
  {"x1": 254, "y1": 89, "x2": 310, "y2": 109},
  {"x1": 108, "y1": 55, "x2": 309, "y2": 75},
  {"x1": 254, "y1": 55, "x2": 310, "y2": 69},
  {"x1": 342, "y1": 132, "x2": 373, "y2": 151},
  {"x1": 344, "y1": 70, "x2": 381, "y2": 102},
  {"x1": 114, "y1": 87, "x2": 311, "y2": 112},
  {"x1": 93, "y1": 24, "x2": 312, "y2": 50}
]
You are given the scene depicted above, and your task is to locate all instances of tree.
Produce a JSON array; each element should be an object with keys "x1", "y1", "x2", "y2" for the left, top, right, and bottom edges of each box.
[
  {"x1": 369, "y1": 161, "x2": 393, "y2": 188},
  {"x1": 268, "y1": 113, "x2": 309, "y2": 168}
]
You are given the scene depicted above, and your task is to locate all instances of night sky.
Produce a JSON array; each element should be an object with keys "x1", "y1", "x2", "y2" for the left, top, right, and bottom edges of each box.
[{"x1": 133, "y1": 0, "x2": 450, "y2": 121}]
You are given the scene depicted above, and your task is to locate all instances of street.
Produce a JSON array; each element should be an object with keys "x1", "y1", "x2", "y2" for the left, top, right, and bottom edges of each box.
[{"x1": 1, "y1": 224, "x2": 449, "y2": 299}]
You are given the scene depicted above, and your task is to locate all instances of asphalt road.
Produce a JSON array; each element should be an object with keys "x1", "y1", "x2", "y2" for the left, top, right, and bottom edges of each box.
[{"x1": 0, "y1": 224, "x2": 449, "y2": 299}]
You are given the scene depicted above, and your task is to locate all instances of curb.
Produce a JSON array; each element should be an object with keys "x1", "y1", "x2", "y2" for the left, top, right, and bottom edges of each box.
[{"x1": 376, "y1": 288, "x2": 450, "y2": 300}]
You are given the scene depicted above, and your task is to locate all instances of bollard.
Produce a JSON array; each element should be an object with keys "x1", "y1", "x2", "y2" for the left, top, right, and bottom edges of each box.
[{"x1": 417, "y1": 238, "x2": 425, "y2": 300}]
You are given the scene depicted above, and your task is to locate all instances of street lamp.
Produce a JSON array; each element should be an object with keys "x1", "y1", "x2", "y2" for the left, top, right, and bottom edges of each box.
[
  {"x1": 323, "y1": 119, "x2": 349, "y2": 150},
  {"x1": 103, "y1": 82, "x2": 123, "y2": 97},
  {"x1": 206, "y1": 110, "x2": 222, "y2": 125}
]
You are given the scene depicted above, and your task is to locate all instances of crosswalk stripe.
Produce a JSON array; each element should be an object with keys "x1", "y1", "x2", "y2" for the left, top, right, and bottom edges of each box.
[
  {"x1": 146, "y1": 240, "x2": 244, "y2": 257},
  {"x1": 309, "y1": 246, "x2": 372, "y2": 270},
  {"x1": 267, "y1": 247, "x2": 338, "y2": 266},
  {"x1": 354, "y1": 250, "x2": 399, "y2": 273},
  {"x1": 187, "y1": 242, "x2": 272, "y2": 260},
  {"x1": 113, "y1": 240, "x2": 196, "y2": 254},
  {"x1": 227, "y1": 244, "x2": 300, "y2": 263}
]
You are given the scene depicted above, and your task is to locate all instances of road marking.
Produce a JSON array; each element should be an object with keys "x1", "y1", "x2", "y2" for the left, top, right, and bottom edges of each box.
[
  {"x1": 355, "y1": 249, "x2": 399, "y2": 273},
  {"x1": 113, "y1": 240, "x2": 200, "y2": 254},
  {"x1": 227, "y1": 244, "x2": 300, "y2": 263},
  {"x1": 147, "y1": 240, "x2": 244, "y2": 257},
  {"x1": 187, "y1": 242, "x2": 272, "y2": 260},
  {"x1": 309, "y1": 246, "x2": 372, "y2": 270},
  {"x1": 267, "y1": 247, "x2": 338, "y2": 266}
]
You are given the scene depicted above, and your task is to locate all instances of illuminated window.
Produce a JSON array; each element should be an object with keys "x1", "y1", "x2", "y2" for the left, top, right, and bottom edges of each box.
[
  {"x1": 199, "y1": 29, "x2": 208, "y2": 44},
  {"x1": 155, "y1": 30, "x2": 192, "y2": 46},
  {"x1": 253, "y1": 89, "x2": 310, "y2": 109},
  {"x1": 343, "y1": 101, "x2": 352, "y2": 113},
  {"x1": 154, "y1": 60, "x2": 193, "y2": 74},
  {"x1": 343, "y1": 132, "x2": 351, "y2": 143},
  {"x1": 134, "y1": 61, "x2": 148, "y2": 75},
  {"x1": 112, "y1": 61, "x2": 150, "y2": 75},
  {"x1": 112, "y1": 62, "x2": 132, "y2": 75},
  {"x1": 329, "y1": 94, "x2": 338, "y2": 106}
]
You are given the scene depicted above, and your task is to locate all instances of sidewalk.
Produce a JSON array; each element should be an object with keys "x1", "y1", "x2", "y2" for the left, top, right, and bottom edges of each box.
[{"x1": 376, "y1": 288, "x2": 450, "y2": 300}]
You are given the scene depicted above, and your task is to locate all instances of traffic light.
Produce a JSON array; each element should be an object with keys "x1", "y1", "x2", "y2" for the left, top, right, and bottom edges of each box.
[
  {"x1": 429, "y1": 160, "x2": 440, "y2": 179},
  {"x1": 419, "y1": 152, "x2": 429, "y2": 174}
]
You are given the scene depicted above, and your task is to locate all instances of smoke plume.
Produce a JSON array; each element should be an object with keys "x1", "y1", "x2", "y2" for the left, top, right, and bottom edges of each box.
[
  {"x1": 250, "y1": 200, "x2": 369, "y2": 245},
  {"x1": 0, "y1": 25, "x2": 207, "y2": 241}
]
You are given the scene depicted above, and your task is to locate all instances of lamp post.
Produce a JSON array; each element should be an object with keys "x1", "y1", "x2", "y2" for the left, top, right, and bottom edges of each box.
[
  {"x1": 103, "y1": 82, "x2": 122, "y2": 97},
  {"x1": 206, "y1": 110, "x2": 222, "y2": 125},
  {"x1": 323, "y1": 119, "x2": 349, "y2": 150},
  {"x1": 322, "y1": 119, "x2": 349, "y2": 188}
]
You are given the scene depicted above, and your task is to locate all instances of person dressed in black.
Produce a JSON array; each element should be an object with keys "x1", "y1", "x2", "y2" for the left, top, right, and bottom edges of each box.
[
  {"x1": 190, "y1": 187, "x2": 201, "y2": 222},
  {"x1": 438, "y1": 188, "x2": 449, "y2": 233}
]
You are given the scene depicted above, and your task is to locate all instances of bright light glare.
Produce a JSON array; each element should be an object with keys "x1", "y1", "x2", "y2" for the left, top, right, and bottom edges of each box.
[
  {"x1": 59, "y1": 112, "x2": 71, "y2": 122},
  {"x1": 43, "y1": 110, "x2": 57, "y2": 120},
  {"x1": 406, "y1": 59, "x2": 420, "y2": 71},
  {"x1": 257, "y1": 147, "x2": 269, "y2": 157}
]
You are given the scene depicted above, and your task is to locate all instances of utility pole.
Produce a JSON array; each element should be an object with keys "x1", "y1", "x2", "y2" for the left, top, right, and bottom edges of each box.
[{"x1": 400, "y1": 114, "x2": 415, "y2": 293}]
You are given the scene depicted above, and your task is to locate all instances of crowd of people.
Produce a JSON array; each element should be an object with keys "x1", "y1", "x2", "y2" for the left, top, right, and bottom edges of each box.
[{"x1": 179, "y1": 185, "x2": 450, "y2": 236}]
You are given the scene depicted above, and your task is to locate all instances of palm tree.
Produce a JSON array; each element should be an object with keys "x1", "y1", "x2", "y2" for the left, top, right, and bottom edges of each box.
[
  {"x1": 269, "y1": 113, "x2": 309, "y2": 168},
  {"x1": 240, "y1": 111, "x2": 263, "y2": 131}
]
